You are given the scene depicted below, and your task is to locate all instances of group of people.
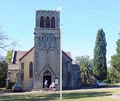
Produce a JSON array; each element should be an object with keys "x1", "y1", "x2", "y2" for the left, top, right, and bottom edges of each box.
[{"x1": 44, "y1": 79, "x2": 56, "y2": 91}]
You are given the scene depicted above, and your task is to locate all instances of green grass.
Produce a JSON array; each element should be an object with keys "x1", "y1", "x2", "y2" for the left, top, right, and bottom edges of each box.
[
  {"x1": 0, "y1": 87, "x2": 120, "y2": 101},
  {"x1": 0, "y1": 87, "x2": 11, "y2": 93}
]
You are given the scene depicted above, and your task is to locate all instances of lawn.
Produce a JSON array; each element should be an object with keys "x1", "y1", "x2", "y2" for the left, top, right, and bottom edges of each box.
[{"x1": 0, "y1": 87, "x2": 120, "y2": 101}]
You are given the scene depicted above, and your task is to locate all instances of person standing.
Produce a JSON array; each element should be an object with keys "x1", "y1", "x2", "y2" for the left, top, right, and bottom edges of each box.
[{"x1": 44, "y1": 79, "x2": 48, "y2": 91}]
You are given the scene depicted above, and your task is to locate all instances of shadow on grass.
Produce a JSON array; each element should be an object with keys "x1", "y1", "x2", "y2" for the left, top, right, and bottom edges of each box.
[
  {"x1": 63, "y1": 91, "x2": 112, "y2": 100},
  {"x1": 0, "y1": 91, "x2": 113, "y2": 101}
]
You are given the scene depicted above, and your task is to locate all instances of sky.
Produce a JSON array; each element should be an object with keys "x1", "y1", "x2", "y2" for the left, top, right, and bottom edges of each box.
[{"x1": 0, "y1": 0, "x2": 120, "y2": 65}]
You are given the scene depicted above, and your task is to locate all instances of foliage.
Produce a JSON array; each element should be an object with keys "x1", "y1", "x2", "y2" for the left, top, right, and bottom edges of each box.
[
  {"x1": 5, "y1": 50, "x2": 13, "y2": 64},
  {"x1": 105, "y1": 66, "x2": 120, "y2": 84},
  {"x1": 6, "y1": 81, "x2": 16, "y2": 89},
  {"x1": 0, "y1": 60, "x2": 8, "y2": 87},
  {"x1": 93, "y1": 28, "x2": 107, "y2": 80},
  {"x1": 74, "y1": 55, "x2": 94, "y2": 85},
  {"x1": 111, "y1": 36, "x2": 120, "y2": 72}
]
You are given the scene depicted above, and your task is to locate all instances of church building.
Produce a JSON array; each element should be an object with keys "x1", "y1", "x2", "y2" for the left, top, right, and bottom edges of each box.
[{"x1": 7, "y1": 10, "x2": 81, "y2": 90}]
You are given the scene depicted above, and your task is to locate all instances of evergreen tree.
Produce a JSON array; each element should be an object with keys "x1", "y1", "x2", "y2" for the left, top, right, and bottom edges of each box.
[{"x1": 93, "y1": 29, "x2": 107, "y2": 80}]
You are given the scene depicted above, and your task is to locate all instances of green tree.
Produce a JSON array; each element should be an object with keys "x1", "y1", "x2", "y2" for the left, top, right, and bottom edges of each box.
[
  {"x1": 5, "y1": 50, "x2": 13, "y2": 64},
  {"x1": 93, "y1": 28, "x2": 107, "y2": 80},
  {"x1": 111, "y1": 35, "x2": 120, "y2": 72},
  {"x1": 106, "y1": 66, "x2": 120, "y2": 84},
  {"x1": 0, "y1": 60, "x2": 8, "y2": 87},
  {"x1": 75, "y1": 55, "x2": 94, "y2": 85}
]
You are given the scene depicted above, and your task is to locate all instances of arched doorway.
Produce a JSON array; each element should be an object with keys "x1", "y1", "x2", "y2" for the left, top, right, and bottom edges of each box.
[{"x1": 43, "y1": 70, "x2": 51, "y2": 88}]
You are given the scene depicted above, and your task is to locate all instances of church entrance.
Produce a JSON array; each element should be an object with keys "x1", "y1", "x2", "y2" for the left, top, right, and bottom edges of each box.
[{"x1": 43, "y1": 70, "x2": 51, "y2": 88}]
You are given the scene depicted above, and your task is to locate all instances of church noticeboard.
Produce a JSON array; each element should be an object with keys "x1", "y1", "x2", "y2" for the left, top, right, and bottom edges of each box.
[{"x1": 55, "y1": 78, "x2": 58, "y2": 84}]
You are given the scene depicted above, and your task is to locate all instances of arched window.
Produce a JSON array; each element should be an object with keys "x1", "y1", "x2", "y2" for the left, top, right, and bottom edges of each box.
[
  {"x1": 47, "y1": 36, "x2": 49, "y2": 41},
  {"x1": 51, "y1": 36, "x2": 54, "y2": 43},
  {"x1": 29, "y1": 62, "x2": 33, "y2": 78},
  {"x1": 45, "y1": 17, "x2": 50, "y2": 28},
  {"x1": 40, "y1": 16, "x2": 44, "y2": 28},
  {"x1": 51, "y1": 17, "x2": 55, "y2": 28},
  {"x1": 42, "y1": 36, "x2": 44, "y2": 42}
]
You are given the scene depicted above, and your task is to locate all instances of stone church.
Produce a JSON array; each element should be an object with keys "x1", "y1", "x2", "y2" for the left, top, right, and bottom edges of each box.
[{"x1": 7, "y1": 10, "x2": 81, "y2": 90}]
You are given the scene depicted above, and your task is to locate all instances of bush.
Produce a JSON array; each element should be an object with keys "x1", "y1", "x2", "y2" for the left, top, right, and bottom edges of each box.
[
  {"x1": 6, "y1": 81, "x2": 16, "y2": 89},
  {"x1": 0, "y1": 77, "x2": 6, "y2": 87}
]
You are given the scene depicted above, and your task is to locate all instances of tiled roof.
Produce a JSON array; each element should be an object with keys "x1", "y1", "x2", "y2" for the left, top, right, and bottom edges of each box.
[
  {"x1": 8, "y1": 64, "x2": 19, "y2": 70},
  {"x1": 13, "y1": 51, "x2": 27, "y2": 64}
]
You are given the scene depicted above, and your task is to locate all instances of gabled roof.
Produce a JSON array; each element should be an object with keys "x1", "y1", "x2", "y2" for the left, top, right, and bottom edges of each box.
[
  {"x1": 12, "y1": 51, "x2": 27, "y2": 64},
  {"x1": 62, "y1": 51, "x2": 72, "y2": 61},
  {"x1": 8, "y1": 50, "x2": 27, "y2": 70},
  {"x1": 65, "y1": 52, "x2": 72, "y2": 59},
  {"x1": 8, "y1": 47, "x2": 73, "y2": 70},
  {"x1": 19, "y1": 47, "x2": 34, "y2": 61},
  {"x1": 19, "y1": 47, "x2": 72, "y2": 61}
]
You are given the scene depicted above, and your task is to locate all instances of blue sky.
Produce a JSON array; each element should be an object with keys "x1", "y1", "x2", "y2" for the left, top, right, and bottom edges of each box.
[{"x1": 0, "y1": 0, "x2": 120, "y2": 64}]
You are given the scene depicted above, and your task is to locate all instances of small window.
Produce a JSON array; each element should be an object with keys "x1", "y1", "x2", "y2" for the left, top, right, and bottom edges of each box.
[
  {"x1": 47, "y1": 36, "x2": 49, "y2": 41},
  {"x1": 42, "y1": 36, "x2": 44, "y2": 42},
  {"x1": 45, "y1": 17, "x2": 50, "y2": 28},
  {"x1": 51, "y1": 17, "x2": 55, "y2": 28},
  {"x1": 21, "y1": 62, "x2": 24, "y2": 81},
  {"x1": 51, "y1": 36, "x2": 54, "y2": 42},
  {"x1": 21, "y1": 62, "x2": 24, "y2": 71},
  {"x1": 40, "y1": 16, "x2": 44, "y2": 28},
  {"x1": 29, "y1": 62, "x2": 33, "y2": 78}
]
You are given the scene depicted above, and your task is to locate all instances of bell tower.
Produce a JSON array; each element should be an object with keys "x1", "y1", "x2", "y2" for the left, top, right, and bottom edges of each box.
[{"x1": 33, "y1": 10, "x2": 60, "y2": 90}]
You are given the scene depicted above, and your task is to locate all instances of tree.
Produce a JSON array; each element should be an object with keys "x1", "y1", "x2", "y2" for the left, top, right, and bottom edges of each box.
[
  {"x1": 93, "y1": 28, "x2": 107, "y2": 80},
  {"x1": 0, "y1": 28, "x2": 16, "y2": 87},
  {"x1": 0, "y1": 60, "x2": 8, "y2": 87},
  {"x1": 111, "y1": 34, "x2": 120, "y2": 72},
  {"x1": 74, "y1": 55, "x2": 94, "y2": 85},
  {"x1": 5, "y1": 50, "x2": 13, "y2": 64},
  {"x1": 106, "y1": 66, "x2": 120, "y2": 84},
  {"x1": 0, "y1": 29, "x2": 16, "y2": 51}
]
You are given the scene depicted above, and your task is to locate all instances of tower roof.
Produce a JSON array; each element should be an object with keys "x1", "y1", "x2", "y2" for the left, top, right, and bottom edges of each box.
[{"x1": 36, "y1": 10, "x2": 59, "y2": 13}]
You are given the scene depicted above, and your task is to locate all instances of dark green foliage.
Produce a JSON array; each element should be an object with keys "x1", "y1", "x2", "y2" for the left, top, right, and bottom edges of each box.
[
  {"x1": 93, "y1": 29, "x2": 107, "y2": 80},
  {"x1": 6, "y1": 81, "x2": 16, "y2": 89},
  {"x1": 0, "y1": 60, "x2": 8, "y2": 87},
  {"x1": 111, "y1": 37, "x2": 120, "y2": 72},
  {"x1": 75, "y1": 55, "x2": 94, "y2": 85}
]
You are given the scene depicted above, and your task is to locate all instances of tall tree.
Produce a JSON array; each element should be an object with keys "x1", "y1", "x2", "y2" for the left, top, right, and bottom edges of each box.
[
  {"x1": 75, "y1": 55, "x2": 94, "y2": 85},
  {"x1": 111, "y1": 34, "x2": 120, "y2": 72},
  {"x1": 93, "y1": 29, "x2": 107, "y2": 80}
]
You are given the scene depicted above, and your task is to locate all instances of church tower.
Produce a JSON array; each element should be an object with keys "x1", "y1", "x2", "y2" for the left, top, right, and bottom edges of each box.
[{"x1": 33, "y1": 10, "x2": 60, "y2": 90}]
